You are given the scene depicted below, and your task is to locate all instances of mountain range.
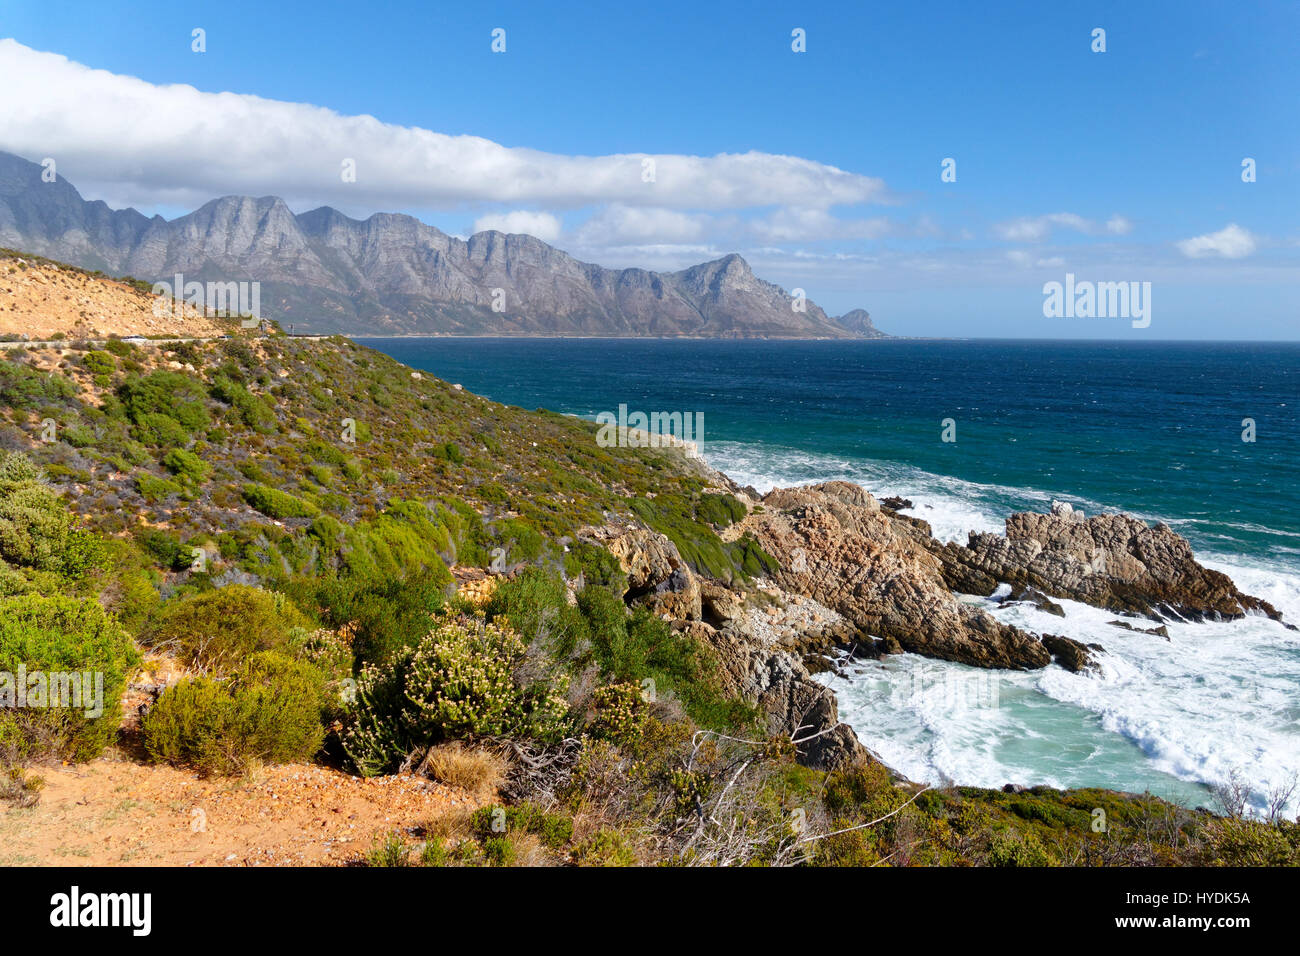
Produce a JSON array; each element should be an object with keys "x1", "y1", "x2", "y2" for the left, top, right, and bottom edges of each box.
[{"x1": 0, "y1": 151, "x2": 885, "y2": 338}]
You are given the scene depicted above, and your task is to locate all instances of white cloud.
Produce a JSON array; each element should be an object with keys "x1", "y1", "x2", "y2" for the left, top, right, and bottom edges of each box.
[
  {"x1": 749, "y1": 207, "x2": 895, "y2": 242},
  {"x1": 1175, "y1": 223, "x2": 1257, "y2": 259},
  {"x1": 0, "y1": 40, "x2": 888, "y2": 215},
  {"x1": 472, "y1": 210, "x2": 562, "y2": 241},
  {"x1": 994, "y1": 212, "x2": 1130, "y2": 242},
  {"x1": 571, "y1": 205, "x2": 709, "y2": 246},
  {"x1": 1005, "y1": 250, "x2": 1065, "y2": 268}
]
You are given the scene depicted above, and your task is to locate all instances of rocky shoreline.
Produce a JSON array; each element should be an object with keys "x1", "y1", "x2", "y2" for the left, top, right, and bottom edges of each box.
[{"x1": 581, "y1": 462, "x2": 1291, "y2": 773}]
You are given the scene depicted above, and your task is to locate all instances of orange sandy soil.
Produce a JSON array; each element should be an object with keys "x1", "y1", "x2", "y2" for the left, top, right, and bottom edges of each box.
[
  {"x1": 0, "y1": 756, "x2": 478, "y2": 867},
  {"x1": 0, "y1": 257, "x2": 227, "y2": 339}
]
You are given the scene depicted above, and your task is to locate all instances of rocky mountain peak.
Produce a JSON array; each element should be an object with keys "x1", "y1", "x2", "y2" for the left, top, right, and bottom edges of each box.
[{"x1": 0, "y1": 150, "x2": 886, "y2": 339}]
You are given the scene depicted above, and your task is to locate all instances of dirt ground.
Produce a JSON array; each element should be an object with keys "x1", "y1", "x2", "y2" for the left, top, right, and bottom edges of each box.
[
  {"x1": 0, "y1": 257, "x2": 228, "y2": 339},
  {"x1": 0, "y1": 756, "x2": 477, "y2": 867}
]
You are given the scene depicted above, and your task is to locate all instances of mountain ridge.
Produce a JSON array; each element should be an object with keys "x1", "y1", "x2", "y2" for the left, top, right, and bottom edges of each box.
[{"x1": 0, "y1": 150, "x2": 888, "y2": 339}]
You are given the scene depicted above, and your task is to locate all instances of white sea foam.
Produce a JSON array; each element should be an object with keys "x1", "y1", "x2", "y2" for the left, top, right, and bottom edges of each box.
[{"x1": 711, "y1": 438, "x2": 1300, "y2": 817}]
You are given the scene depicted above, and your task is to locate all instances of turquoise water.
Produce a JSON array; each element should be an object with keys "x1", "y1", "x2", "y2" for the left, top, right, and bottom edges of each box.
[{"x1": 359, "y1": 337, "x2": 1300, "y2": 814}]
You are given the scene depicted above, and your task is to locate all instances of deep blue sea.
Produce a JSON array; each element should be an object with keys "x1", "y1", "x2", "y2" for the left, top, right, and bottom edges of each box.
[{"x1": 359, "y1": 338, "x2": 1300, "y2": 814}]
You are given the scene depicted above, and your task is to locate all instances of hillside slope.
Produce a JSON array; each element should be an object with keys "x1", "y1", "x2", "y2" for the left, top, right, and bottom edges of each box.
[{"x1": 1, "y1": 248, "x2": 230, "y2": 339}]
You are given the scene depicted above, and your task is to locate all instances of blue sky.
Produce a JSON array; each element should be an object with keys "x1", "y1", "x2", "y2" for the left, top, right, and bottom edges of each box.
[{"x1": 1, "y1": 0, "x2": 1297, "y2": 338}]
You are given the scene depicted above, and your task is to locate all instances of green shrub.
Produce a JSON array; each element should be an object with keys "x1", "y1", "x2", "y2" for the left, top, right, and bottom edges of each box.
[
  {"x1": 696, "y1": 492, "x2": 747, "y2": 528},
  {"x1": 563, "y1": 539, "x2": 626, "y2": 594},
  {"x1": 344, "y1": 616, "x2": 569, "y2": 775},
  {"x1": 0, "y1": 594, "x2": 140, "y2": 765},
  {"x1": 144, "y1": 584, "x2": 311, "y2": 673},
  {"x1": 62, "y1": 424, "x2": 96, "y2": 448},
  {"x1": 136, "y1": 473, "x2": 182, "y2": 503},
  {"x1": 573, "y1": 828, "x2": 637, "y2": 867},
  {"x1": 211, "y1": 376, "x2": 277, "y2": 433},
  {"x1": 132, "y1": 412, "x2": 189, "y2": 448},
  {"x1": 242, "y1": 483, "x2": 319, "y2": 519},
  {"x1": 629, "y1": 494, "x2": 774, "y2": 582},
  {"x1": 0, "y1": 452, "x2": 104, "y2": 582},
  {"x1": 118, "y1": 370, "x2": 210, "y2": 434},
  {"x1": 136, "y1": 527, "x2": 192, "y2": 571},
  {"x1": 986, "y1": 829, "x2": 1056, "y2": 867},
  {"x1": 314, "y1": 567, "x2": 449, "y2": 666},
  {"x1": 0, "y1": 361, "x2": 78, "y2": 410},
  {"x1": 141, "y1": 651, "x2": 325, "y2": 775},
  {"x1": 470, "y1": 803, "x2": 574, "y2": 850},
  {"x1": 161, "y1": 448, "x2": 212, "y2": 487},
  {"x1": 484, "y1": 567, "x2": 584, "y2": 648},
  {"x1": 1202, "y1": 818, "x2": 1300, "y2": 866},
  {"x1": 575, "y1": 585, "x2": 752, "y2": 731},
  {"x1": 82, "y1": 351, "x2": 116, "y2": 376}
]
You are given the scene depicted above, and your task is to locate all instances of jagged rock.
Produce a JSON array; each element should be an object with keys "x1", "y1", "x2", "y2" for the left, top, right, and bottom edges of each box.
[
  {"x1": 699, "y1": 580, "x2": 744, "y2": 627},
  {"x1": 1107, "y1": 620, "x2": 1171, "y2": 640},
  {"x1": 1040, "y1": 633, "x2": 1103, "y2": 673},
  {"x1": 879, "y1": 496, "x2": 913, "y2": 511},
  {"x1": 588, "y1": 525, "x2": 701, "y2": 621},
  {"x1": 999, "y1": 586, "x2": 1066, "y2": 617},
  {"x1": 933, "y1": 508, "x2": 1288, "y2": 626},
  {"x1": 740, "y1": 481, "x2": 1050, "y2": 670},
  {"x1": 682, "y1": 618, "x2": 862, "y2": 770}
]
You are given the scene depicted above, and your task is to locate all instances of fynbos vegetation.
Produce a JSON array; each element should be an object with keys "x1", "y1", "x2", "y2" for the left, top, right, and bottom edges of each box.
[{"x1": 1, "y1": 299, "x2": 1295, "y2": 867}]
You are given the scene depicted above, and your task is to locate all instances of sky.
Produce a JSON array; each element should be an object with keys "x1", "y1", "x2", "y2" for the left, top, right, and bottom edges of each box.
[{"x1": 1, "y1": 0, "x2": 1297, "y2": 338}]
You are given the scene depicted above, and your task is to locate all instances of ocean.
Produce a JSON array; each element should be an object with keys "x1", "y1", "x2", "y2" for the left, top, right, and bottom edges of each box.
[{"x1": 359, "y1": 337, "x2": 1300, "y2": 816}]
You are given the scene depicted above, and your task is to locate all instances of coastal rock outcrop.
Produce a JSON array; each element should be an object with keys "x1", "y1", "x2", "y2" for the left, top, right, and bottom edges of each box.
[
  {"x1": 736, "y1": 482, "x2": 1051, "y2": 670},
  {"x1": 999, "y1": 586, "x2": 1066, "y2": 617},
  {"x1": 586, "y1": 522, "x2": 862, "y2": 768},
  {"x1": 933, "y1": 507, "x2": 1287, "y2": 625},
  {"x1": 587, "y1": 525, "x2": 702, "y2": 621},
  {"x1": 680, "y1": 605, "x2": 864, "y2": 769},
  {"x1": 1039, "y1": 634, "x2": 1103, "y2": 674}
]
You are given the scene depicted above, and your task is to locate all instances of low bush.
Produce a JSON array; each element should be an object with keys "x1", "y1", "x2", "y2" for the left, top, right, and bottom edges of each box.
[
  {"x1": 0, "y1": 453, "x2": 106, "y2": 586},
  {"x1": 143, "y1": 584, "x2": 311, "y2": 674},
  {"x1": 137, "y1": 473, "x2": 182, "y2": 503},
  {"x1": 0, "y1": 594, "x2": 140, "y2": 766},
  {"x1": 344, "y1": 615, "x2": 570, "y2": 776},
  {"x1": 161, "y1": 448, "x2": 212, "y2": 488},
  {"x1": 141, "y1": 651, "x2": 325, "y2": 775},
  {"x1": 242, "y1": 483, "x2": 320, "y2": 519},
  {"x1": 313, "y1": 566, "x2": 449, "y2": 667}
]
